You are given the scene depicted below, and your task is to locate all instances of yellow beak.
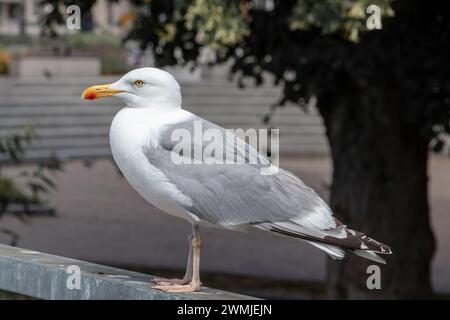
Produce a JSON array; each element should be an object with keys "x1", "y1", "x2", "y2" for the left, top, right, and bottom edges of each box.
[{"x1": 81, "y1": 84, "x2": 125, "y2": 100}]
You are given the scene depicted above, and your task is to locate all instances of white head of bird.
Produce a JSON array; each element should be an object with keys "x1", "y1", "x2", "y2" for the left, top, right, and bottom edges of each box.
[{"x1": 81, "y1": 67, "x2": 182, "y2": 109}]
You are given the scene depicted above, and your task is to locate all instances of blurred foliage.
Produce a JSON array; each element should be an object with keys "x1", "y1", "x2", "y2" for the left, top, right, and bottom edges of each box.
[
  {"x1": 0, "y1": 126, "x2": 62, "y2": 245},
  {"x1": 0, "y1": 48, "x2": 10, "y2": 74},
  {"x1": 38, "y1": 1, "x2": 130, "y2": 74},
  {"x1": 66, "y1": 32, "x2": 121, "y2": 48},
  {"x1": 0, "y1": 36, "x2": 41, "y2": 61},
  {"x1": 65, "y1": 33, "x2": 132, "y2": 74},
  {"x1": 39, "y1": 0, "x2": 107, "y2": 36},
  {"x1": 124, "y1": 0, "x2": 202, "y2": 67},
  {"x1": 117, "y1": 0, "x2": 449, "y2": 154},
  {"x1": 289, "y1": 0, "x2": 394, "y2": 42},
  {"x1": 184, "y1": 0, "x2": 251, "y2": 49},
  {"x1": 0, "y1": 32, "x2": 131, "y2": 75},
  {"x1": 0, "y1": 35, "x2": 35, "y2": 46},
  {"x1": 100, "y1": 53, "x2": 132, "y2": 75}
]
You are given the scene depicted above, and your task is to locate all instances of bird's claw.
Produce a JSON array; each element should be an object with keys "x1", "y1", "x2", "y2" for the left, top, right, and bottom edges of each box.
[
  {"x1": 152, "y1": 282, "x2": 201, "y2": 293},
  {"x1": 151, "y1": 277, "x2": 189, "y2": 286}
]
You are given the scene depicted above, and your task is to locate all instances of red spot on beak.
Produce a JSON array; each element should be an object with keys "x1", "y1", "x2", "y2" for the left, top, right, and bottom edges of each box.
[{"x1": 85, "y1": 92, "x2": 96, "y2": 100}]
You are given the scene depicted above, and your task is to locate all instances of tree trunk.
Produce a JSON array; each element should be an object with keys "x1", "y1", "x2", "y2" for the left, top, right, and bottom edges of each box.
[{"x1": 318, "y1": 86, "x2": 436, "y2": 299}]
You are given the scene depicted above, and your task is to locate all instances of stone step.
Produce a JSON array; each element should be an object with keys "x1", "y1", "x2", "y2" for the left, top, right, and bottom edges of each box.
[
  {"x1": 0, "y1": 76, "x2": 328, "y2": 158},
  {"x1": 10, "y1": 85, "x2": 280, "y2": 97}
]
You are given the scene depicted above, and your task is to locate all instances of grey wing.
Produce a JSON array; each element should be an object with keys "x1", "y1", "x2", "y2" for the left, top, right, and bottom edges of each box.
[{"x1": 145, "y1": 113, "x2": 337, "y2": 230}]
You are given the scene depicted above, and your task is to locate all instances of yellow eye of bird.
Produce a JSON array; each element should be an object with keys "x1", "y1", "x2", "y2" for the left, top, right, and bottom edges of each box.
[{"x1": 134, "y1": 80, "x2": 144, "y2": 87}]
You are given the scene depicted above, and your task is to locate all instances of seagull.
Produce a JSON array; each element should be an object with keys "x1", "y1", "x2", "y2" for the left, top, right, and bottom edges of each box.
[{"x1": 82, "y1": 67, "x2": 392, "y2": 293}]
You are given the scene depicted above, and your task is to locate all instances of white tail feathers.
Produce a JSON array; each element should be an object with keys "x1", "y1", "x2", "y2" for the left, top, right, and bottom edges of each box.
[
  {"x1": 307, "y1": 241, "x2": 387, "y2": 264},
  {"x1": 307, "y1": 241, "x2": 345, "y2": 260}
]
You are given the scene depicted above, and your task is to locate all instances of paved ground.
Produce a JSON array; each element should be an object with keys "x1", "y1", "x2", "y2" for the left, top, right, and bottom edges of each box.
[{"x1": 0, "y1": 156, "x2": 449, "y2": 295}]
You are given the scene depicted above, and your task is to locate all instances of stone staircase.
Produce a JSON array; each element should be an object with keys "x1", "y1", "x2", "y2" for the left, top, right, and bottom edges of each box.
[{"x1": 0, "y1": 75, "x2": 329, "y2": 162}]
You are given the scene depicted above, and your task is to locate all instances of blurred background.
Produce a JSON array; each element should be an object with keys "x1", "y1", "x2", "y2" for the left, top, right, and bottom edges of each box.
[{"x1": 0, "y1": 0, "x2": 449, "y2": 299}]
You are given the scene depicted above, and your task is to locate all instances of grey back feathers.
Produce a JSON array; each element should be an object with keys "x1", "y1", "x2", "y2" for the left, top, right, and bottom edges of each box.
[{"x1": 145, "y1": 113, "x2": 333, "y2": 227}]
